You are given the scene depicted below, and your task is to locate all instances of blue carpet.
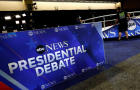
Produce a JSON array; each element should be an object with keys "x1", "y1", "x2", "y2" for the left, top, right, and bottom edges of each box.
[{"x1": 104, "y1": 38, "x2": 140, "y2": 66}]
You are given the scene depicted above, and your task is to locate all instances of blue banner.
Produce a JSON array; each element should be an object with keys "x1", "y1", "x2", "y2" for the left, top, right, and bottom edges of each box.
[
  {"x1": 0, "y1": 23, "x2": 105, "y2": 90},
  {"x1": 103, "y1": 19, "x2": 140, "y2": 39}
]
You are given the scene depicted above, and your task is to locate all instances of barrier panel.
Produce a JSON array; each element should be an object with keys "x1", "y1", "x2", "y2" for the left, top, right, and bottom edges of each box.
[
  {"x1": 0, "y1": 23, "x2": 105, "y2": 90},
  {"x1": 103, "y1": 19, "x2": 140, "y2": 38}
]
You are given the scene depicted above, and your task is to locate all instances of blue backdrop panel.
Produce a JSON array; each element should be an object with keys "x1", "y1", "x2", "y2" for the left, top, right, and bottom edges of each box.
[
  {"x1": 0, "y1": 23, "x2": 105, "y2": 90},
  {"x1": 103, "y1": 19, "x2": 140, "y2": 38}
]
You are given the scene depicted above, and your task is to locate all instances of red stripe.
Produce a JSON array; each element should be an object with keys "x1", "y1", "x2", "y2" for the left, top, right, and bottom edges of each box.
[{"x1": 0, "y1": 81, "x2": 13, "y2": 90}]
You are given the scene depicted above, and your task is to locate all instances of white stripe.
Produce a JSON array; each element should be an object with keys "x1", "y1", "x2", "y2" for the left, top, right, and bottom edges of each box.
[
  {"x1": 0, "y1": 69, "x2": 28, "y2": 90},
  {"x1": 136, "y1": 20, "x2": 140, "y2": 25}
]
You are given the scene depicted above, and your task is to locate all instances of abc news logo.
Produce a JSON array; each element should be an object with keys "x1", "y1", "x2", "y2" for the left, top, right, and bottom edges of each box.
[
  {"x1": 128, "y1": 20, "x2": 136, "y2": 31},
  {"x1": 36, "y1": 45, "x2": 46, "y2": 54}
]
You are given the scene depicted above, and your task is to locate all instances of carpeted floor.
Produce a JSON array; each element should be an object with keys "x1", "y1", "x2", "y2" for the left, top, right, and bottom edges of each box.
[
  {"x1": 66, "y1": 38, "x2": 140, "y2": 90},
  {"x1": 66, "y1": 54, "x2": 140, "y2": 90},
  {"x1": 104, "y1": 38, "x2": 140, "y2": 65}
]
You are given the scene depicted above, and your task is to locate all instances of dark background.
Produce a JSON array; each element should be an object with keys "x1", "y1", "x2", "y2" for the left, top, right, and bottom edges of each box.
[
  {"x1": 0, "y1": 0, "x2": 140, "y2": 32},
  {"x1": 0, "y1": 10, "x2": 116, "y2": 32},
  {"x1": 122, "y1": 0, "x2": 140, "y2": 10}
]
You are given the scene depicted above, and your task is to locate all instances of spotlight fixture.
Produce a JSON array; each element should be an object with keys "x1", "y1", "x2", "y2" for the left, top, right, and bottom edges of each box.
[
  {"x1": 22, "y1": 20, "x2": 26, "y2": 24},
  {"x1": 15, "y1": 21, "x2": 20, "y2": 24},
  {"x1": 22, "y1": 13, "x2": 26, "y2": 17},
  {"x1": 15, "y1": 15, "x2": 21, "y2": 19},
  {"x1": 4, "y1": 16, "x2": 11, "y2": 20}
]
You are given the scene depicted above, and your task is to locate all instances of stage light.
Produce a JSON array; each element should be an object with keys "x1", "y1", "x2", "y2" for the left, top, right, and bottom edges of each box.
[
  {"x1": 22, "y1": 20, "x2": 26, "y2": 24},
  {"x1": 3, "y1": 26, "x2": 6, "y2": 30},
  {"x1": 4, "y1": 16, "x2": 11, "y2": 20},
  {"x1": 15, "y1": 21, "x2": 20, "y2": 24},
  {"x1": 15, "y1": 15, "x2": 21, "y2": 19},
  {"x1": 22, "y1": 13, "x2": 26, "y2": 17}
]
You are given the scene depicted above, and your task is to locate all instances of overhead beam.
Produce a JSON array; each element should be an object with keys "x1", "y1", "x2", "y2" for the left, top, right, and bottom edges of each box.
[
  {"x1": 34, "y1": 2, "x2": 117, "y2": 11},
  {"x1": 0, "y1": 0, "x2": 119, "y2": 11},
  {"x1": 0, "y1": 1, "x2": 25, "y2": 11}
]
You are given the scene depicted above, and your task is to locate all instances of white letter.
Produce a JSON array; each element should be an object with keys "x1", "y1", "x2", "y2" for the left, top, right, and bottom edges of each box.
[
  {"x1": 110, "y1": 31, "x2": 116, "y2": 37},
  {"x1": 61, "y1": 50, "x2": 69, "y2": 58},
  {"x1": 44, "y1": 64, "x2": 51, "y2": 74},
  {"x1": 136, "y1": 30, "x2": 140, "y2": 35},
  {"x1": 59, "y1": 42, "x2": 63, "y2": 48},
  {"x1": 45, "y1": 44, "x2": 53, "y2": 51},
  {"x1": 36, "y1": 56, "x2": 44, "y2": 66},
  {"x1": 63, "y1": 41, "x2": 69, "y2": 47},
  {"x1": 53, "y1": 43, "x2": 59, "y2": 50},
  {"x1": 18, "y1": 60, "x2": 28, "y2": 71},
  {"x1": 47, "y1": 53, "x2": 55, "y2": 63},
  {"x1": 55, "y1": 51, "x2": 61, "y2": 60},
  {"x1": 73, "y1": 47, "x2": 77, "y2": 55},
  {"x1": 35, "y1": 67, "x2": 44, "y2": 77},
  {"x1": 43, "y1": 54, "x2": 48, "y2": 64},
  {"x1": 68, "y1": 48, "x2": 74, "y2": 56},
  {"x1": 103, "y1": 32, "x2": 109, "y2": 38},
  {"x1": 77, "y1": 46, "x2": 83, "y2": 54},
  {"x1": 82, "y1": 45, "x2": 87, "y2": 53},
  {"x1": 70, "y1": 56, "x2": 75, "y2": 65},
  {"x1": 51, "y1": 62, "x2": 58, "y2": 71},
  {"x1": 64, "y1": 58, "x2": 70, "y2": 66},
  {"x1": 28, "y1": 57, "x2": 36, "y2": 68},
  {"x1": 59, "y1": 60, "x2": 66, "y2": 69},
  {"x1": 8, "y1": 62, "x2": 18, "y2": 74}
]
